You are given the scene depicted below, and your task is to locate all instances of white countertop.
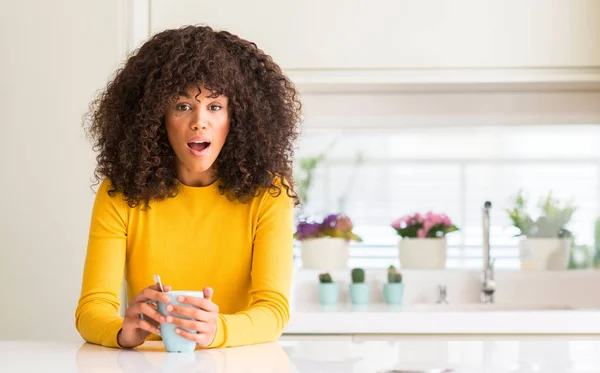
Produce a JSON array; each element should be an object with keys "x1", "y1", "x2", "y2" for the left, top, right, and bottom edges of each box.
[
  {"x1": 286, "y1": 269, "x2": 600, "y2": 335},
  {"x1": 284, "y1": 304, "x2": 600, "y2": 335},
  {"x1": 4, "y1": 338, "x2": 600, "y2": 373}
]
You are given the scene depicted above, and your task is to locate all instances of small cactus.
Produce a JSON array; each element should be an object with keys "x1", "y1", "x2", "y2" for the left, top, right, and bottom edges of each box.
[
  {"x1": 319, "y1": 273, "x2": 333, "y2": 284},
  {"x1": 351, "y1": 268, "x2": 365, "y2": 283},
  {"x1": 387, "y1": 265, "x2": 403, "y2": 283},
  {"x1": 319, "y1": 273, "x2": 333, "y2": 283}
]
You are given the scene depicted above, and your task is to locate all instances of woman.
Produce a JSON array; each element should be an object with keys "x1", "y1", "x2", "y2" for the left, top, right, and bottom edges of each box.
[{"x1": 76, "y1": 25, "x2": 301, "y2": 349}]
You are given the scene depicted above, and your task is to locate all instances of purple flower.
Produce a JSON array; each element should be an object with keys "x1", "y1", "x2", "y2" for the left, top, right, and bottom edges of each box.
[
  {"x1": 295, "y1": 221, "x2": 322, "y2": 240},
  {"x1": 295, "y1": 213, "x2": 361, "y2": 242},
  {"x1": 322, "y1": 214, "x2": 339, "y2": 229}
]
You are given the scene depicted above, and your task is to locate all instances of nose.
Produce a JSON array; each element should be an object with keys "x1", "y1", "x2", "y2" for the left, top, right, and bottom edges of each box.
[{"x1": 190, "y1": 109, "x2": 207, "y2": 131}]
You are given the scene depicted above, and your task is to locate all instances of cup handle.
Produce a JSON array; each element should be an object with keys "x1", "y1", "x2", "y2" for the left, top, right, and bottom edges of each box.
[{"x1": 139, "y1": 300, "x2": 158, "y2": 321}]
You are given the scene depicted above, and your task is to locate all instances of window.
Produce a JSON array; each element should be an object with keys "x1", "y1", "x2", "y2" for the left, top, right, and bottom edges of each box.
[{"x1": 294, "y1": 124, "x2": 600, "y2": 269}]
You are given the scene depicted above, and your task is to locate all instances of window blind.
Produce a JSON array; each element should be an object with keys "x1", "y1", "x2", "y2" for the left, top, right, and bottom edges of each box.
[{"x1": 294, "y1": 124, "x2": 600, "y2": 269}]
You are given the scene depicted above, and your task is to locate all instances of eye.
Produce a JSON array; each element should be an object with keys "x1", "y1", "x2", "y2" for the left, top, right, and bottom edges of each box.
[
  {"x1": 209, "y1": 104, "x2": 223, "y2": 111},
  {"x1": 176, "y1": 103, "x2": 192, "y2": 112}
]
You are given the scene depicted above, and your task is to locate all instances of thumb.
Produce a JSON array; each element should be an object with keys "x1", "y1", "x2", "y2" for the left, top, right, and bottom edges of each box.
[{"x1": 203, "y1": 286, "x2": 214, "y2": 300}]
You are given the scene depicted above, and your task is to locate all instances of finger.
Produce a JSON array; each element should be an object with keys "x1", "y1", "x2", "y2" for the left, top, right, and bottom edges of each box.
[
  {"x1": 150, "y1": 283, "x2": 173, "y2": 293},
  {"x1": 174, "y1": 327, "x2": 202, "y2": 344},
  {"x1": 146, "y1": 318, "x2": 160, "y2": 329},
  {"x1": 134, "y1": 287, "x2": 171, "y2": 303},
  {"x1": 135, "y1": 318, "x2": 161, "y2": 335},
  {"x1": 177, "y1": 295, "x2": 218, "y2": 313},
  {"x1": 175, "y1": 327, "x2": 214, "y2": 347},
  {"x1": 203, "y1": 287, "x2": 213, "y2": 300},
  {"x1": 165, "y1": 315, "x2": 201, "y2": 331},
  {"x1": 151, "y1": 283, "x2": 174, "y2": 293},
  {"x1": 139, "y1": 302, "x2": 166, "y2": 324},
  {"x1": 167, "y1": 304, "x2": 213, "y2": 322}
]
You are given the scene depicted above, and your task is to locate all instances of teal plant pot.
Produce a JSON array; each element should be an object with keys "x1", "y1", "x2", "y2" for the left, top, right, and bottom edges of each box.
[
  {"x1": 318, "y1": 283, "x2": 339, "y2": 305},
  {"x1": 349, "y1": 283, "x2": 370, "y2": 305},
  {"x1": 384, "y1": 283, "x2": 404, "y2": 305}
]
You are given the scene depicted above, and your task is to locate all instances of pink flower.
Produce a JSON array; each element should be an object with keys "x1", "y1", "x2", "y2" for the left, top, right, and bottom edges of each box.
[
  {"x1": 421, "y1": 219, "x2": 435, "y2": 237},
  {"x1": 425, "y1": 212, "x2": 437, "y2": 225},
  {"x1": 339, "y1": 217, "x2": 353, "y2": 232},
  {"x1": 392, "y1": 211, "x2": 459, "y2": 239}
]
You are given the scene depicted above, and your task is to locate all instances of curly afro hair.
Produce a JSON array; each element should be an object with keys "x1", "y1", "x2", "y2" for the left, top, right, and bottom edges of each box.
[{"x1": 84, "y1": 25, "x2": 301, "y2": 208}]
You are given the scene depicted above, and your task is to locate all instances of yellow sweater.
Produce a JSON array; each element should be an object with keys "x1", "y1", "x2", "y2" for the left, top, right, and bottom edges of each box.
[{"x1": 75, "y1": 178, "x2": 293, "y2": 348}]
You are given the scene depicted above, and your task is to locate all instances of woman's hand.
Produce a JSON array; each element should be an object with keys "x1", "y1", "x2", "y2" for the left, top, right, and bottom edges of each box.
[
  {"x1": 117, "y1": 283, "x2": 172, "y2": 348},
  {"x1": 165, "y1": 287, "x2": 219, "y2": 347}
]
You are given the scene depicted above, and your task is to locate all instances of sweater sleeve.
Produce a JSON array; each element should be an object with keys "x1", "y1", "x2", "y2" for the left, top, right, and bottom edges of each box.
[
  {"x1": 75, "y1": 179, "x2": 128, "y2": 348},
  {"x1": 207, "y1": 183, "x2": 294, "y2": 348}
]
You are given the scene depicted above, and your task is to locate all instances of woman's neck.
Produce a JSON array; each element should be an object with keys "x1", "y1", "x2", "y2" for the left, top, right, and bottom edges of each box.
[{"x1": 177, "y1": 168, "x2": 218, "y2": 187}]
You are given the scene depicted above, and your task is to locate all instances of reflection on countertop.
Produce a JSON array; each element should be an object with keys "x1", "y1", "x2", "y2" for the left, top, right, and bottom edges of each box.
[
  {"x1": 75, "y1": 341, "x2": 290, "y2": 373},
  {"x1": 3, "y1": 337, "x2": 600, "y2": 372}
]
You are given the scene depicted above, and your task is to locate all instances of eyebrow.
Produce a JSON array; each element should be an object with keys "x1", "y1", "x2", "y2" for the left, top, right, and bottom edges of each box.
[
  {"x1": 177, "y1": 91, "x2": 224, "y2": 101},
  {"x1": 177, "y1": 91, "x2": 203, "y2": 102}
]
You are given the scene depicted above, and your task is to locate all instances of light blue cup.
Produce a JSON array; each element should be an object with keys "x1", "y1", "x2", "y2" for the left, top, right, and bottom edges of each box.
[
  {"x1": 349, "y1": 283, "x2": 370, "y2": 305},
  {"x1": 318, "y1": 283, "x2": 339, "y2": 305},
  {"x1": 384, "y1": 283, "x2": 404, "y2": 305},
  {"x1": 145, "y1": 290, "x2": 204, "y2": 353}
]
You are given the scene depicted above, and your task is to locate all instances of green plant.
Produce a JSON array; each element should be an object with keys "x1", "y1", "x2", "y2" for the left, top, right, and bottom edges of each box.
[
  {"x1": 319, "y1": 273, "x2": 333, "y2": 283},
  {"x1": 296, "y1": 153, "x2": 326, "y2": 207},
  {"x1": 506, "y1": 190, "x2": 576, "y2": 238},
  {"x1": 351, "y1": 268, "x2": 365, "y2": 283},
  {"x1": 387, "y1": 265, "x2": 402, "y2": 283},
  {"x1": 595, "y1": 218, "x2": 600, "y2": 265}
]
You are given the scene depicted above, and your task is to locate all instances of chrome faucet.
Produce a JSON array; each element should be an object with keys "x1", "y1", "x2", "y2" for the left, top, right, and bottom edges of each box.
[
  {"x1": 436, "y1": 285, "x2": 448, "y2": 304},
  {"x1": 481, "y1": 201, "x2": 495, "y2": 303}
]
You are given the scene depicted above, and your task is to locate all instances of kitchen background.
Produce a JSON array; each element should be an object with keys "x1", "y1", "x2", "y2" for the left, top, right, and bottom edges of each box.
[{"x1": 1, "y1": 0, "x2": 599, "y2": 342}]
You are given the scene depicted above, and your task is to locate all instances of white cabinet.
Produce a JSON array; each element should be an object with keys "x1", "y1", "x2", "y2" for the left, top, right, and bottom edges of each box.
[{"x1": 149, "y1": 0, "x2": 600, "y2": 70}]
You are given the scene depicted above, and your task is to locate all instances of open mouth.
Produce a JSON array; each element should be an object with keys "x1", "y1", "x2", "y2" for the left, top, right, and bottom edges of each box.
[{"x1": 187, "y1": 141, "x2": 211, "y2": 155}]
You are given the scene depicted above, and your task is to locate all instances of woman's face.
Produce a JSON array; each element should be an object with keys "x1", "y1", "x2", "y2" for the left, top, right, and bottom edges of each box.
[{"x1": 164, "y1": 86, "x2": 230, "y2": 187}]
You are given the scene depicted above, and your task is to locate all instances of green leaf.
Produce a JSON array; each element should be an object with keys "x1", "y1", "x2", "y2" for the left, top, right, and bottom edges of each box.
[{"x1": 507, "y1": 190, "x2": 576, "y2": 238}]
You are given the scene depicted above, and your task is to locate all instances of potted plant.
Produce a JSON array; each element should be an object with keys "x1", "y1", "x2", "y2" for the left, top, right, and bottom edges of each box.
[
  {"x1": 383, "y1": 265, "x2": 404, "y2": 305},
  {"x1": 391, "y1": 211, "x2": 459, "y2": 269},
  {"x1": 318, "y1": 273, "x2": 339, "y2": 305},
  {"x1": 594, "y1": 217, "x2": 600, "y2": 269},
  {"x1": 349, "y1": 268, "x2": 369, "y2": 305},
  {"x1": 507, "y1": 190, "x2": 576, "y2": 271},
  {"x1": 295, "y1": 213, "x2": 362, "y2": 270}
]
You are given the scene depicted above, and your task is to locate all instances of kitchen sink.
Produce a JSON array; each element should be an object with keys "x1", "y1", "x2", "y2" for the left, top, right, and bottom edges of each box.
[{"x1": 405, "y1": 303, "x2": 575, "y2": 312}]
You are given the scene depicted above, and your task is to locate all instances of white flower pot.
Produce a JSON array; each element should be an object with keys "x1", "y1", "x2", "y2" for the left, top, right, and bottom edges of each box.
[
  {"x1": 399, "y1": 238, "x2": 447, "y2": 269},
  {"x1": 300, "y1": 237, "x2": 349, "y2": 270},
  {"x1": 519, "y1": 238, "x2": 571, "y2": 270}
]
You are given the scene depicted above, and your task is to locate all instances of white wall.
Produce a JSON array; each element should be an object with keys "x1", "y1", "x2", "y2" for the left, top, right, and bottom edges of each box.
[
  {"x1": 0, "y1": 0, "x2": 126, "y2": 341},
  {"x1": 150, "y1": 0, "x2": 600, "y2": 69}
]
